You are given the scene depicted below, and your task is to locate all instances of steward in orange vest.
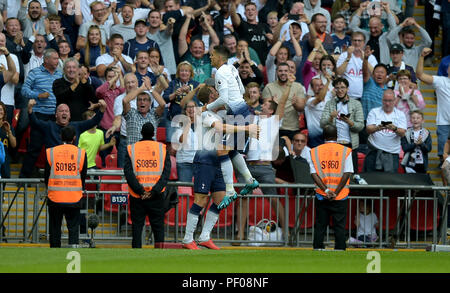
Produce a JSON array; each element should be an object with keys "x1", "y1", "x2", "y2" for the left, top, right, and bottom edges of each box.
[
  {"x1": 124, "y1": 122, "x2": 171, "y2": 248},
  {"x1": 45, "y1": 126, "x2": 87, "y2": 248},
  {"x1": 310, "y1": 125, "x2": 354, "y2": 250}
]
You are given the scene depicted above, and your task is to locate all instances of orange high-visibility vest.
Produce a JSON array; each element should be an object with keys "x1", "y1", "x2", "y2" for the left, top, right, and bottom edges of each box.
[
  {"x1": 310, "y1": 143, "x2": 352, "y2": 200},
  {"x1": 127, "y1": 140, "x2": 166, "y2": 198},
  {"x1": 46, "y1": 144, "x2": 86, "y2": 204}
]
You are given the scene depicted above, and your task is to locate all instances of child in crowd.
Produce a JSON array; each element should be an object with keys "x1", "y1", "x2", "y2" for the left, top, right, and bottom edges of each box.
[
  {"x1": 78, "y1": 110, "x2": 116, "y2": 169},
  {"x1": 355, "y1": 202, "x2": 379, "y2": 243},
  {"x1": 331, "y1": 14, "x2": 351, "y2": 59},
  {"x1": 401, "y1": 110, "x2": 432, "y2": 173}
]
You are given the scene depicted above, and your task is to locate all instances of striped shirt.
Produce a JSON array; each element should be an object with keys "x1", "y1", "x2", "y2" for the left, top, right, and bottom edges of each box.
[
  {"x1": 361, "y1": 77, "x2": 388, "y2": 120},
  {"x1": 124, "y1": 107, "x2": 161, "y2": 145},
  {"x1": 21, "y1": 65, "x2": 63, "y2": 115}
]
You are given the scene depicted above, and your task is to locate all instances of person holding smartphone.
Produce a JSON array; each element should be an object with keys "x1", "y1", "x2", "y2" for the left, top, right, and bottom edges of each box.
[{"x1": 364, "y1": 89, "x2": 407, "y2": 173}]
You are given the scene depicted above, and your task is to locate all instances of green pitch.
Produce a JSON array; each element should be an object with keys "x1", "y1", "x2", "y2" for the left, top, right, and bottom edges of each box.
[{"x1": 0, "y1": 247, "x2": 450, "y2": 273}]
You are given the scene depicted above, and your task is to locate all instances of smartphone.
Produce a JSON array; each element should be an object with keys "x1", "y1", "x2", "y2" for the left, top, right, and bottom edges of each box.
[
  {"x1": 381, "y1": 121, "x2": 392, "y2": 126},
  {"x1": 340, "y1": 113, "x2": 350, "y2": 118},
  {"x1": 288, "y1": 14, "x2": 300, "y2": 21},
  {"x1": 326, "y1": 68, "x2": 333, "y2": 76}
]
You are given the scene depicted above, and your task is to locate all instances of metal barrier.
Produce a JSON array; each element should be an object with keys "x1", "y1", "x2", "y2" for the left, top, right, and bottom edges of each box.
[{"x1": 1, "y1": 170, "x2": 449, "y2": 248}]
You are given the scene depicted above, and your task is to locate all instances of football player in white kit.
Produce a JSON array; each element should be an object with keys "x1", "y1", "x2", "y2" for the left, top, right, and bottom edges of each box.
[{"x1": 202, "y1": 45, "x2": 259, "y2": 210}]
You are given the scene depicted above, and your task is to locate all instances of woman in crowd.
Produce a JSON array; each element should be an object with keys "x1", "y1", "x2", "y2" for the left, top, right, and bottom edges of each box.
[
  {"x1": 0, "y1": 102, "x2": 16, "y2": 178},
  {"x1": 394, "y1": 70, "x2": 426, "y2": 128},
  {"x1": 148, "y1": 47, "x2": 171, "y2": 82},
  {"x1": 79, "y1": 25, "x2": 107, "y2": 77}
]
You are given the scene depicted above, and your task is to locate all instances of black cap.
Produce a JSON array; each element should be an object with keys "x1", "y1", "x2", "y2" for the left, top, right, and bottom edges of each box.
[
  {"x1": 135, "y1": 19, "x2": 147, "y2": 27},
  {"x1": 141, "y1": 122, "x2": 155, "y2": 140},
  {"x1": 390, "y1": 43, "x2": 404, "y2": 53},
  {"x1": 290, "y1": 21, "x2": 302, "y2": 28}
]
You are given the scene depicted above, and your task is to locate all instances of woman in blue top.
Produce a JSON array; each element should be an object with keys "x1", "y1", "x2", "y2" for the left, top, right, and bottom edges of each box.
[{"x1": 79, "y1": 25, "x2": 108, "y2": 78}]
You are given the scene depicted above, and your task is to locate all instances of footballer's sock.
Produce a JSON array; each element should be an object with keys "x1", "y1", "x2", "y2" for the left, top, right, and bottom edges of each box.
[
  {"x1": 219, "y1": 154, "x2": 235, "y2": 196},
  {"x1": 230, "y1": 151, "x2": 253, "y2": 184},
  {"x1": 198, "y1": 203, "x2": 220, "y2": 242},
  {"x1": 183, "y1": 203, "x2": 202, "y2": 244}
]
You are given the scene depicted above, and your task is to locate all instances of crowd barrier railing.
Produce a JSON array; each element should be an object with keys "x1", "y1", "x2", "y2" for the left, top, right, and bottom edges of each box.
[{"x1": 1, "y1": 170, "x2": 448, "y2": 249}]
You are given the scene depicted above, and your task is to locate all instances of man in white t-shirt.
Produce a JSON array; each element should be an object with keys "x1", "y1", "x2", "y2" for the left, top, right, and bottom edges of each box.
[
  {"x1": 417, "y1": 47, "x2": 450, "y2": 166},
  {"x1": 305, "y1": 77, "x2": 331, "y2": 148},
  {"x1": 95, "y1": 34, "x2": 133, "y2": 79},
  {"x1": 364, "y1": 90, "x2": 407, "y2": 173},
  {"x1": 0, "y1": 33, "x2": 19, "y2": 124},
  {"x1": 336, "y1": 31, "x2": 377, "y2": 100}
]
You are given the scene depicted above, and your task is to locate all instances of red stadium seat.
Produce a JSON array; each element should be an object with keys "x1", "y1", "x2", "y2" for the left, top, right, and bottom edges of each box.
[
  {"x1": 165, "y1": 186, "x2": 193, "y2": 227},
  {"x1": 357, "y1": 152, "x2": 365, "y2": 174},
  {"x1": 247, "y1": 188, "x2": 277, "y2": 226},
  {"x1": 156, "y1": 127, "x2": 166, "y2": 142},
  {"x1": 105, "y1": 153, "x2": 118, "y2": 168},
  {"x1": 100, "y1": 171, "x2": 123, "y2": 213},
  {"x1": 410, "y1": 200, "x2": 439, "y2": 231},
  {"x1": 95, "y1": 154, "x2": 103, "y2": 169}
]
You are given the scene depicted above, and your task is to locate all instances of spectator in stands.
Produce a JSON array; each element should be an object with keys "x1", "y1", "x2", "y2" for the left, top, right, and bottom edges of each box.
[
  {"x1": 95, "y1": 33, "x2": 134, "y2": 78},
  {"x1": 57, "y1": 40, "x2": 74, "y2": 71},
  {"x1": 304, "y1": 0, "x2": 331, "y2": 33},
  {"x1": 304, "y1": 76, "x2": 331, "y2": 148},
  {"x1": 228, "y1": 38, "x2": 263, "y2": 72},
  {"x1": 302, "y1": 13, "x2": 335, "y2": 59},
  {"x1": 190, "y1": 12, "x2": 218, "y2": 55},
  {"x1": 79, "y1": 25, "x2": 107, "y2": 78},
  {"x1": 349, "y1": 1, "x2": 397, "y2": 64},
  {"x1": 163, "y1": 61, "x2": 200, "y2": 127},
  {"x1": 26, "y1": 98, "x2": 106, "y2": 150},
  {"x1": 76, "y1": 1, "x2": 112, "y2": 50},
  {"x1": 274, "y1": 2, "x2": 310, "y2": 42},
  {"x1": 331, "y1": 0, "x2": 361, "y2": 29},
  {"x1": 230, "y1": 1, "x2": 272, "y2": 64},
  {"x1": 0, "y1": 33, "x2": 19, "y2": 125},
  {"x1": 331, "y1": 14, "x2": 351, "y2": 58},
  {"x1": 361, "y1": 47, "x2": 388, "y2": 120},
  {"x1": 124, "y1": 19, "x2": 160, "y2": 60},
  {"x1": 212, "y1": 0, "x2": 234, "y2": 43},
  {"x1": 179, "y1": 13, "x2": 219, "y2": 83},
  {"x1": 46, "y1": 14, "x2": 74, "y2": 55},
  {"x1": 401, "y1": 110, "x2": 432, "y2": 174},
  {"x1": 307, "y1": 54, "x2": 336, "y2": 96},
  {"x1": 337, "y1": 32, "x2": 377, "y2": 101},
  {"x1": 58, "y1": 0, "x2": 83, "y2": 51},
  {"x1": 237, "y1": 59, "x2": 263, "y2": 88},
  {"x1": 262, "y1": 62, "x2": 306, "y2": 140},
  {"x1": 18, "y1": 0, "x2": 57, "y2": 39},
  {"x1": 53, "y1": 58, "x2": 97, "y2": 122},
  {"x1": 147, "y1": 47, "x2": 171, "y2": 82},
  {"x1": 438, "y1": 55, "x2": 450, "y2": 77},
  {"x1": 0, "y1": 101, "x2": 16, "y2": 179},
  {"x1": 243, "y1": 82, "x2": 262, "y2": 114},
  {"x1": 364, "y1": 90, "x2": 407, "y2": 173},
  {"x1": 386, "y1": 44, "x2": 417, "y2": 89},
  {"x1": 235, "y1": 76, "x2": 291, "y2": 243},
  {"x1": 387, "y1": 18, "x2": 432, "y2": 71},
  {"x1": 78, "y1": 109, "x2": 116, "y2": 169},
  {"x1": 320, "y1": 77, "x2": 365, "y2": 172},
  {"x1": 5, "y1": 18, "x2": 27, "y2": 82},
  {"x1": 147, "y1": 9, "x2": 177, "y2": 77},
  {"x1": 23, "y1": 34, "x2": 47, "y2": 80},
  {"x1": 416, "y1": 47, "x2": 450, "y2": 167},
  {"x1": 122, "y1": 76, "x2": 166, "y2": 145},
  {"x1": 110, "y1": 4, "x2": 136, "y2": 42},
  {"x1": 134, "y1": 50, "x2": 157, "y2": 86},
  {"x1": 96, "y1": 66, "x2": 125, "y2": 159},
  {"x1": 302, "y1": 38, "x2": 325, "y2": 92},
  {"x1": 266, "y1": 11, "x2": 279, "y2": 35},
  {"x1": 394, "y1": 70, "x2": 425, "y2": 128},
  {"x1": 172, "y1": 100, "x2": 197, "y2": 182},
  {"x1": 266, "y1": 23, "x2": 302, "y2": 84},
  {"x1": 20, "y1": 48, "x2": 62, "y2": 178},
  {"x1": 80, "y1": 63, "x2": 103, "y2": 90}
]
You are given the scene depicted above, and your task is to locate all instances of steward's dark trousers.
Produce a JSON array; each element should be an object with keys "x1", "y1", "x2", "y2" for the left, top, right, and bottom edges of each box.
[
  {"x1": 313, "y1": 197, "x2": 348, "y2": 250},
  {"x1": 48, "y1": 203, "x2": 80, "y2": 248},
  {"x1": 129, "y1": 195, "x2": 165, "y2": 248}
]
